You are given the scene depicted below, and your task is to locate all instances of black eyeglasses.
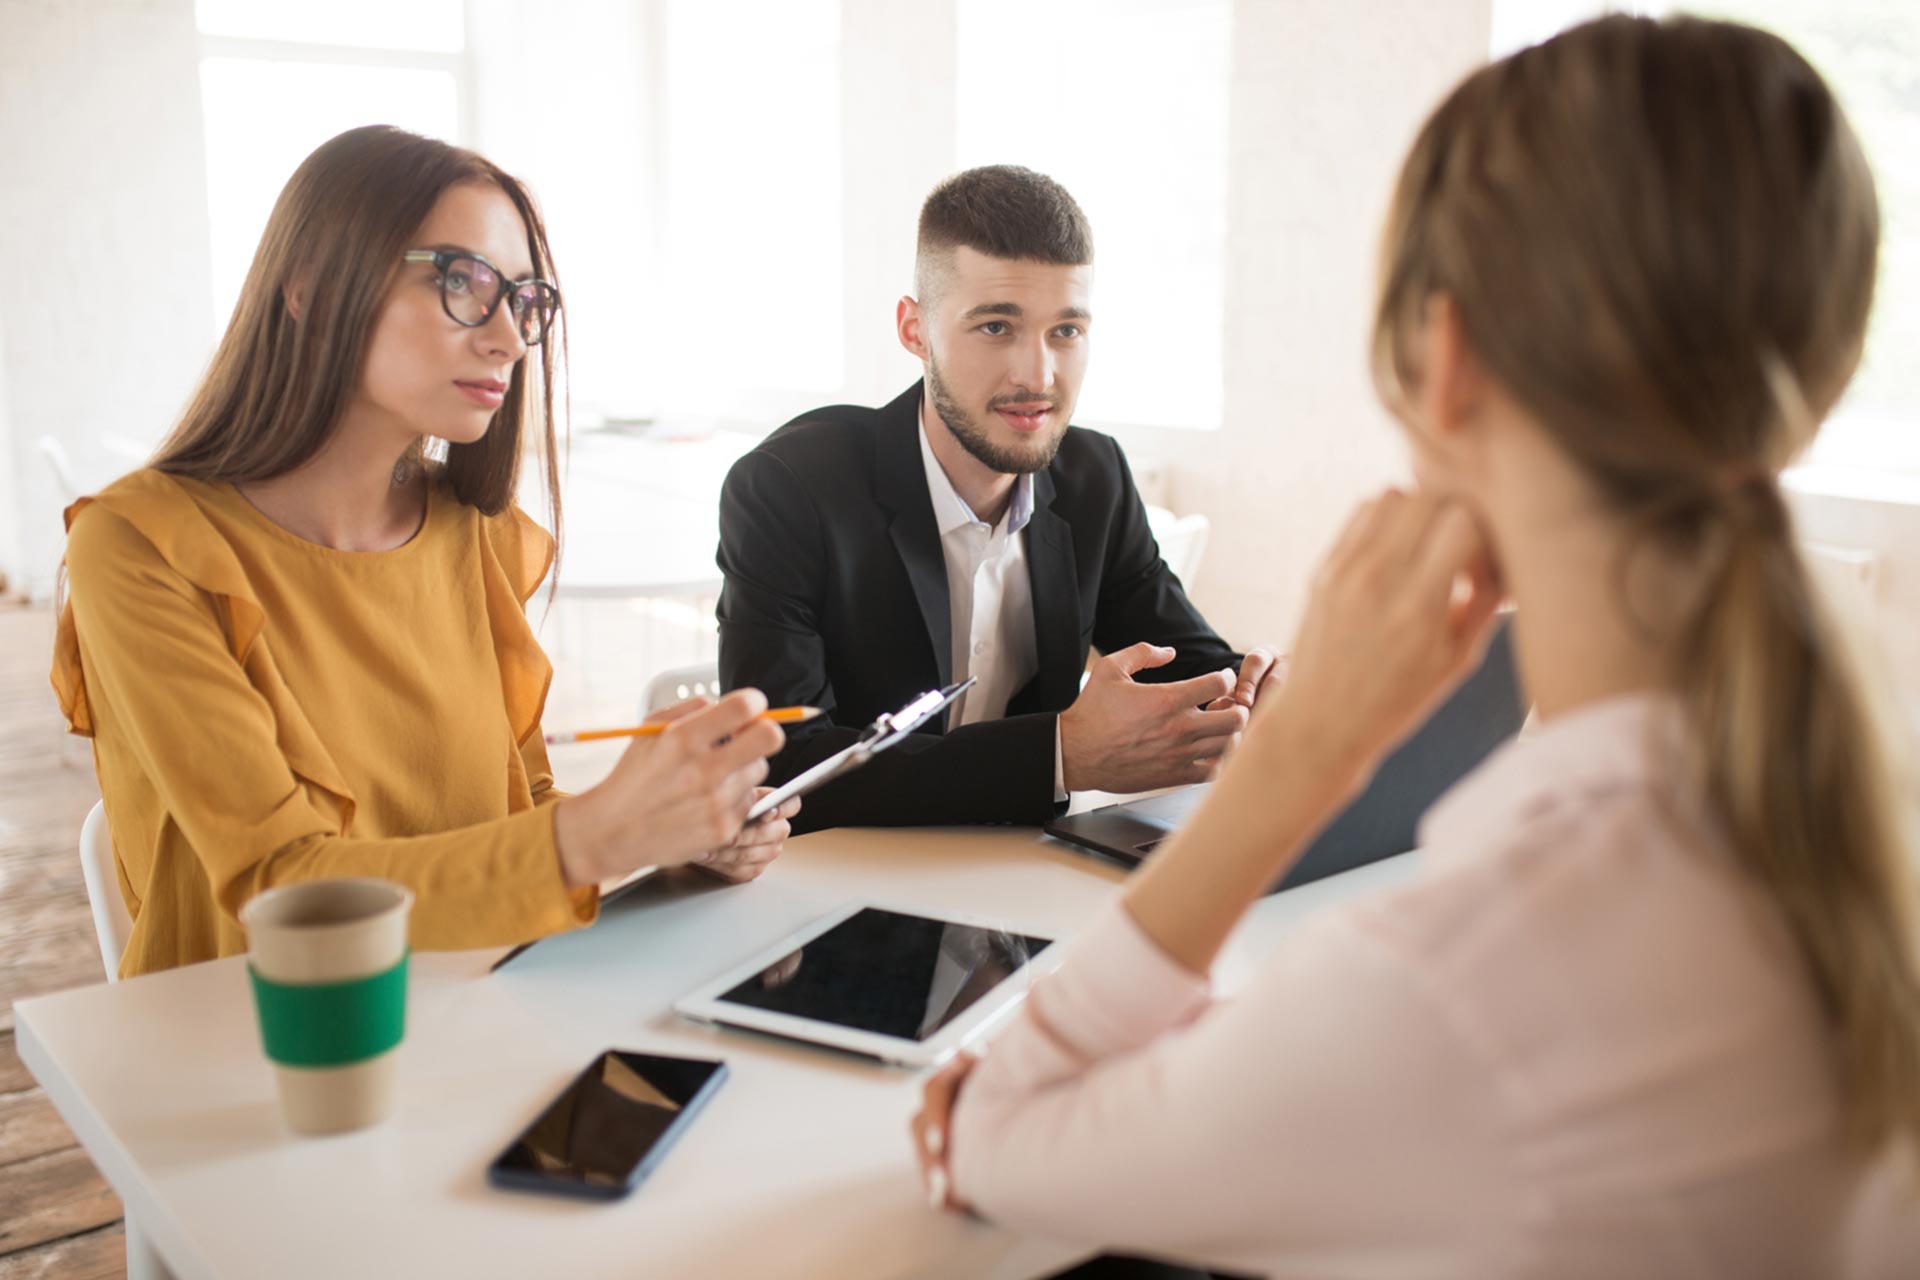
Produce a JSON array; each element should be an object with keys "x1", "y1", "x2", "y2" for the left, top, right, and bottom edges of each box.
[{"x1": 401, "y1": 249, "x2": 560, "y2": 346}]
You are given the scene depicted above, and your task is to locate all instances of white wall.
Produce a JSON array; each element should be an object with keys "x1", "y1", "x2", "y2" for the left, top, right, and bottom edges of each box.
[
  {"x1": 840, "y1": 0, "x2": 960, "y2": 407},
  {"x1": 1789, "y1": 477, "x2": 1920, "y2": 741},
  {"x1": 1124, "y1": 0, "x2": 1492, "y2": 649},
  {"x1": 0, "y1": 0, "x2": 214, "y2": 600},
  {"x1": 0, "y1": 325, "x2": 18, "y2": 592}
]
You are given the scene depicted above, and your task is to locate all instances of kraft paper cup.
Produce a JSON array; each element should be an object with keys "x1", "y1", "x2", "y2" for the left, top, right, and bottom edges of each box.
[{"x1": 239, "y1": 878, "x2": 413, "y2": 1136}]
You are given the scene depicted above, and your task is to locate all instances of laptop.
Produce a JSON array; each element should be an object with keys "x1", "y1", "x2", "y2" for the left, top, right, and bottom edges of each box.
[{"x1": 1044, "y1": 614, "x2": 1526, "y2": 893}]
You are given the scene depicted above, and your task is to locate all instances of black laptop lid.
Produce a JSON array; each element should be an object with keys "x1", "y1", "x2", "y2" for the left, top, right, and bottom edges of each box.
[
  {"x1": 1275, "y1": 615, "x2": 1523, "y2": 890},
  {"x1": 1045, "y1": 614, "x2": 1526, "y2": 894}
]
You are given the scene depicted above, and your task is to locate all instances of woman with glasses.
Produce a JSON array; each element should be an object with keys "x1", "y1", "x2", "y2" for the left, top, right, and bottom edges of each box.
[
  {"x1": 915, "y1": 16, "x2": 1919, "y2": 1275},
  {"x1": 53, "y1": 126, "x2": 796, "y2": 978}
]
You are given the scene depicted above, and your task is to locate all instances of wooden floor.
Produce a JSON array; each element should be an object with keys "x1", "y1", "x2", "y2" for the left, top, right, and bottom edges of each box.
[{"x1": 0, "y1": 605, "x2": 125, "y2": 1278}]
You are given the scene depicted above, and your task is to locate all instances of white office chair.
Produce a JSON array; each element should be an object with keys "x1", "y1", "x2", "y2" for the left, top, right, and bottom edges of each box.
[
  {"x1": 76, "y1": 802, "x2": 176, "y2": 1279},
  {"x1": 642, "y1": 660, "x2": 723, "y2": 718},
  {"x1": 38, "y1": 434, "x2": 83, "y2": 504},
  {"x1": 1144, "y1": 505, "x2": 1211, "y2": 590},
  {"x1": 77, "y1": 800, "x2": 130, "y2": 982}
]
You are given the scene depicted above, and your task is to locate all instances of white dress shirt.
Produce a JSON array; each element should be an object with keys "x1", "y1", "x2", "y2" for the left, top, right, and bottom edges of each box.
[
  {"x1": 949, "y1": 694, "x2": 1917, "y2": 1277},
  {"x1": 917, "y1": 412, "x2": 1067, "y2": 798},
  {"x1": 917, "y1": 417, "x2": 1038, "y2": 727}
]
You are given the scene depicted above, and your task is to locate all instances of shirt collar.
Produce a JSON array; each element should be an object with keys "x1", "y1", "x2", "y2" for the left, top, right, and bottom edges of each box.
[{"x1": 917, "y1": 398, "x2": 1035, "y2": 537}]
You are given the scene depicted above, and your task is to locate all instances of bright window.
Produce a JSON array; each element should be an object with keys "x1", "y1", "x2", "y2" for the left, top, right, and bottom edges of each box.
[
  {"x1": 1493, "y1": 1, "x2": 1920, "y2": 476},
  {"x1": 195, "y1": 3, "x2": 466, "y2": 332},
  {"x1": 194, "y1": 0, "x2": 464, "y2": 53},
  {"x1": 654, "y1": 0, "x2": 844, "y2": 421},
  {"x1": 956, "y1": 0, "x2": 1231, "y2": 431},
  {"x1": 1682, "y1": 0, "x2": 1920, "y2": 474}
]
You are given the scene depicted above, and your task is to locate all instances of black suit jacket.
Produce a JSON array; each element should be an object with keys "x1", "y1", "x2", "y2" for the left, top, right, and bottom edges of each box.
[{"x1": 716, "y1": 382, "x2": 1240, "y2": 832}]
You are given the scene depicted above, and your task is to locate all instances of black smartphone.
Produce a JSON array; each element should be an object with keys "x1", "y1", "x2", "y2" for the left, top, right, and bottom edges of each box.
[{"x1": 487, "y1": 1051, "x2": 729, "y2": 1200}]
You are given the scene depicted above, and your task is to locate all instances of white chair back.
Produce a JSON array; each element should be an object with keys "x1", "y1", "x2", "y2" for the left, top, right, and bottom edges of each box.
[
  {"x1": 1145, "y1": 506, "x2": 1212, "y2": 590},
  {"x1": 643, "y1": 660, "x2": 723, "y2": 718},
  {"x1": 78, "y1": 800, "x2": 132, "y2": 982},
  {"x1": 38, "y1": 434, "x2": 83, "y2": 504}
]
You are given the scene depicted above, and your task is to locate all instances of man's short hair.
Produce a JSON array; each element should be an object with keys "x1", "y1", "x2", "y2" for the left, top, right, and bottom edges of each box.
[{"x1": 915, "y1": 165, "x2": 1093, "y2": 305}]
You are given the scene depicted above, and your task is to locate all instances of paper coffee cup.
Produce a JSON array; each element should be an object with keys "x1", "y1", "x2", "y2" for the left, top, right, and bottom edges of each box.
[{"x1": 239, "y1": 878, "x2": 413, "y2": 1136}]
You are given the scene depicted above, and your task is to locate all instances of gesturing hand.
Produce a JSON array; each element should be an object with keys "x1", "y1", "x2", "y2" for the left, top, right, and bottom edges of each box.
[
  {"x1": 1058, "y1": 643, "x2": 1248, "y2": 794},
  {"x1": 1204, "y1": 645, "x2": 1288, "y2": 714}
]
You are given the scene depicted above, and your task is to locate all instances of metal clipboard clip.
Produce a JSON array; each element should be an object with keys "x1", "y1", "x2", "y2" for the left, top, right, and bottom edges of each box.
[{"x1": 745, "y1": 677, "x2": 976, "y2": 821}]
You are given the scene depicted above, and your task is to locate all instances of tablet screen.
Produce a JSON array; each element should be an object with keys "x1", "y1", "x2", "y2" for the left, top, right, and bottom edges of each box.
[{"x1": 716, "y1": 908, "x2": 1052, "y2": 1042}]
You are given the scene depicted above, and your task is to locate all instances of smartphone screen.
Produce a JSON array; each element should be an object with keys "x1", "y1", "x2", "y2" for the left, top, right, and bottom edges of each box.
[{"x1": 488, "y1": 1051, "x2": 728, "y2": 1200}]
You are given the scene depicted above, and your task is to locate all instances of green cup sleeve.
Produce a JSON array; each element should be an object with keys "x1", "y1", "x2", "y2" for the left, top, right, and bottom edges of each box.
[{"x1": 248, "y1": 951, "x2": 409, "y2": 1069}]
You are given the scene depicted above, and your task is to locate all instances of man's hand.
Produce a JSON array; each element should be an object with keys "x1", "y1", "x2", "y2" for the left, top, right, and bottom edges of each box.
[
  {"x1": 1058, "y1": 643, "x2": 1247, "y2": 794},
  {"x1": 1204, "y1": 646, "x2": 1288, "y2": 713}
]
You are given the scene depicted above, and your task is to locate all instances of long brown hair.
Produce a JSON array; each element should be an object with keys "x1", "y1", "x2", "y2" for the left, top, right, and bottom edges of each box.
[
  {"x1": 154, "y1": 125, "x2": 564, "y2": 546},
  {"x1": 1374, "y1": 16, "x2": 1920, "y2": 1154}
]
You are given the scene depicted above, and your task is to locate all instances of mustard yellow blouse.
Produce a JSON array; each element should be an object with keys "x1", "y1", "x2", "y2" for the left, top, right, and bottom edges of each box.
[{"x1": 52, "y1": 469, "x2": 597, "y2": 978}]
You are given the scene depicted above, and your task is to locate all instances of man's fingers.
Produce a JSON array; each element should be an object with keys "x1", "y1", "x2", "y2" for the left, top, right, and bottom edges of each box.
[
  {"x1": 1185, "y1": 727, "x2": 1240, "y2": 762},
  {"x1": 1233, "y1": 649, "x2": 1275, "y2": 706},
  {"x1": 1158, "y1": 667, "x2": 1236, "y2": 707},
  {"x1": 1102, "y1": 642, "x2": 1176, "y2": 680},
  {"x1": 1181, "y1": 757, "x2": 1221, "y2": 785},
  {"x1": 1252, "y1": 662, "x2": 1287, "y2": 707},
  {"x1": 1179, "y1": 703, "x2": 1248, "y2": 743}
]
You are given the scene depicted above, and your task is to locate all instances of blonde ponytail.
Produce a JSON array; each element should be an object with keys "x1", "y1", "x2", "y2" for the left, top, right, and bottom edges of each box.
[{"x1": 1680, "y1": 480, "x2": 1920, "y2": 1151}]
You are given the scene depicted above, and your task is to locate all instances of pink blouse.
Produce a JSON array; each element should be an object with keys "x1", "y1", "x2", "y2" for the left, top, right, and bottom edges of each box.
[{"x1": 948, "y1": 695, "x2": 1919, "y2": 1277}]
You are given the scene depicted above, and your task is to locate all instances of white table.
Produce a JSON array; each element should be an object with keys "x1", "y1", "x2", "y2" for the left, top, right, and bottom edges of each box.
[
  {"x1": 529, "y1": 429, "x2": 761, "y2": 601},
  {"x1": 16, "y1": 825, "x2": 1422, "y2": 1280}
]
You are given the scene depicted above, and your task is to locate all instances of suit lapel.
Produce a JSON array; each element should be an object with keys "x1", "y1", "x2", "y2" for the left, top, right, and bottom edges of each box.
[
  {"x1": 1024, "y1": 468, "x2": 1083, "y2": 712},
  {"x1": 875, "y1": 384, "x2": 953, "y2": 689}
]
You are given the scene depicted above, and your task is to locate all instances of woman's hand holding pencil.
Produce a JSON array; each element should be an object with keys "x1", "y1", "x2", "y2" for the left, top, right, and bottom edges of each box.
[{"x1": 550, "y1": 689, "x2": 797, "y2": 891}]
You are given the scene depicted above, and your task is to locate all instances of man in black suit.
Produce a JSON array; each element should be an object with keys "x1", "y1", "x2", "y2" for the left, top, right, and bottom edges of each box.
[{"x1": 718, "y1": 165, "x2": 1282, "y2": 833}]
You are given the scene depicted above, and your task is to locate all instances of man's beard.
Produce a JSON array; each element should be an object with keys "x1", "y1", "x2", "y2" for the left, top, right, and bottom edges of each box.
[{"x1": 927, "y1": 353, "x2": 1068, "y2": 476}]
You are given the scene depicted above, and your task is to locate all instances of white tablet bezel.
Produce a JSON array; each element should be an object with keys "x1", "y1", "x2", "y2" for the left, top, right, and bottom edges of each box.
[{"x1": 672, "y1": 902, "x2": 1062, "y2": 1068}]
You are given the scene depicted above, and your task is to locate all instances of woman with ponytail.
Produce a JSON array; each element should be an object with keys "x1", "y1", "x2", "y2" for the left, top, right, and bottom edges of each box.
[{"x1": 913, "y1": 16, "x2": 1919, "y2": 1275}]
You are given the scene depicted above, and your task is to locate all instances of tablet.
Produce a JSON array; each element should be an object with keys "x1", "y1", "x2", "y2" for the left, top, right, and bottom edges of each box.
[{"x1": 673, "y1": 904, "x2": 1059, "y2": 1067}]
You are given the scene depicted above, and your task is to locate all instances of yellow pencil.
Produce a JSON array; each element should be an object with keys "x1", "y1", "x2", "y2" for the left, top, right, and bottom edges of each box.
[{"x1": 544, "y1": 706, "x2": 823, "y2": 746}]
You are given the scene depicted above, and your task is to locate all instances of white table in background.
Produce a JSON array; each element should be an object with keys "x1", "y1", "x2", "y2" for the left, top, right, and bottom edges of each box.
[
  {"x1": 16, "y1": 823, "x2": 1422, "y2": 1280},
  {"x1": 527, "y1": 429, "x2": 759, "y2": 601}
]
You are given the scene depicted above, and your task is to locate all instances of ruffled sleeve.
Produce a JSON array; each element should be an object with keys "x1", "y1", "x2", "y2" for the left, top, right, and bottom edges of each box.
[
  {"x1": 477, "y1": 500, "x2": 556, "y2": 753},
  {"x1": 477, "y1": 500, "x2": 563, "y2": 805},
  {"x1": 54, "y1": 469, "x2": 358, "y2": 828}
]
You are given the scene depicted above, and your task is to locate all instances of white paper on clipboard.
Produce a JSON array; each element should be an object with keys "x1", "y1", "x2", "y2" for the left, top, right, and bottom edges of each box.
[{"x1": 745, "y1": 678, "x2": 975, "y2": 821}]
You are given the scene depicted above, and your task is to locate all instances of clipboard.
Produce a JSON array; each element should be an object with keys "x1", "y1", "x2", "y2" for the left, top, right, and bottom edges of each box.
[
  {"x1": 744, "y1": 677, "x2": 975, "y2": 821},
  {"x1": 490, "y1": 679, "x2": 976, "y2": 975}
]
